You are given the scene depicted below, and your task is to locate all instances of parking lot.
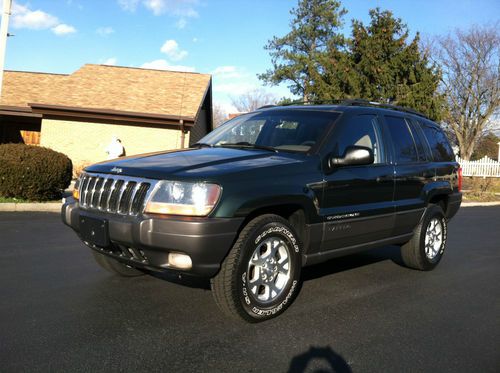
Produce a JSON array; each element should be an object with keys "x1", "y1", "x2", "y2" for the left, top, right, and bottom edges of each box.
[{"x1": 1, "y1": 207, "x2": 499, "y2": 372}]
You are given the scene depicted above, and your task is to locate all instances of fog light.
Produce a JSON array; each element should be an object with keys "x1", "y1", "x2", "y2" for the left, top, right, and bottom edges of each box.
[{"x1": 168, "y1": 252, "x2": 192, "y2": 270}]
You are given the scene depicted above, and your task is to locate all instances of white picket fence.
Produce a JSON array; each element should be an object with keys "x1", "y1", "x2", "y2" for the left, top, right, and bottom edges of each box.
[{"x1": 457, "y1": 156, "x2": 500, "y2": 177}]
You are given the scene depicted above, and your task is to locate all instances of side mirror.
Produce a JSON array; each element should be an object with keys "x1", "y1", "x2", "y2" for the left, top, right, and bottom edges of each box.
[{"x1": 328, "y1": 146, "x2": 374, "y2": 168}]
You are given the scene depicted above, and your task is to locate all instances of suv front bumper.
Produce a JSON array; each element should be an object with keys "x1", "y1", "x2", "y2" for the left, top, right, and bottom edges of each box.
[{"x1": 61, "y1": 199, "x2": 243, "y2": 277}]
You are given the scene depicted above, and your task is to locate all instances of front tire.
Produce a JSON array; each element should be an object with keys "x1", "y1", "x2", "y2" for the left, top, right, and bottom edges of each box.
[
  {"x1": 401, "y1": 204, "x2": 448, "y2": 271},
  {"x1": 211, "y1": 214, "x2": 302, "y2": 322},
  {"x1": 92, "y1": 251, "x2": 145, "y2": 277}
]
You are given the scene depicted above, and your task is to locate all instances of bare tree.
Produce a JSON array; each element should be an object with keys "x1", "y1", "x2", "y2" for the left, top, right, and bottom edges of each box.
[
  {"x1": 434, "y1": 25, "x2": 500, "y2": 160},
  {"x1": 212, "y1": 103, "x2": 228, "y2": 128},
  {"x1": 230, "y1": 89, "x2": 277, "y2": 112}
]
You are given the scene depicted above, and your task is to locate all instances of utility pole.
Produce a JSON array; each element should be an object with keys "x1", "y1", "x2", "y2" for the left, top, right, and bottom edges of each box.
[{"x1": 0, "y1": 0, "x2": 13, "y2": 99}]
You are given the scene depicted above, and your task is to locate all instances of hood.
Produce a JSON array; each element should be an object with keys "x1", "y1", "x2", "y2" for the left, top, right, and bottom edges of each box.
[{"x1": 84, "y1": 147, "x2": 306, "y2": 180}]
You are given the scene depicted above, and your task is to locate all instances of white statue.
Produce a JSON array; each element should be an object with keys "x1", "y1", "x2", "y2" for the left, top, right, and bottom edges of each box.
[{"x1": 105, "y1": 136, "x2": 124, "y2": 159}]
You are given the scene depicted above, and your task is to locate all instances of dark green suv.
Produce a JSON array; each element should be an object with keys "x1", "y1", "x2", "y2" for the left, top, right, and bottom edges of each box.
[{"x1": 62, "y1": 101, "x2": 462, "y2": 322}]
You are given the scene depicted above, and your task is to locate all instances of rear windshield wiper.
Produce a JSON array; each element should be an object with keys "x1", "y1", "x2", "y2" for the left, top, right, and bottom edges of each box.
[{"x1": 217, "y1": 142, "x2": 278, "y2": 153}]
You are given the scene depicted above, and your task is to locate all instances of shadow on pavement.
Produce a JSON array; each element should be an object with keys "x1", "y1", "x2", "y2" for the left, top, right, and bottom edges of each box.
[
  {"x1": 288, "y1": 346, "x2": 351, "y2": 373},
  {"x1": 148, "y1": 245, "x2": 406, "y2": 290},
  {"x1": 301, "y1": 245, "x2": 405, "y2": 282},
  {"x1": 150, "y1": 271, "x2": 211, "y2": 290}
]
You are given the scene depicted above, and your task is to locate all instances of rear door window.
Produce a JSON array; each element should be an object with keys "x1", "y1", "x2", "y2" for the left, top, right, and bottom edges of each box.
[
  {"x1": 384, "y1": 116, "x2": 418, "y2": 164},
  {"x1": 407, "y1": 119, "x2": 428, "y2": 162}
]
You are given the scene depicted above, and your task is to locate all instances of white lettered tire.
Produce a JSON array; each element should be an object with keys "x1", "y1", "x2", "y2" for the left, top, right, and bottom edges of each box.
[
  {"x1": 401, "y1": 204, "x2": 448, "y2": 271},
  {"x1": 211, "y1": 214, "x2": 302, "y2": 322}
]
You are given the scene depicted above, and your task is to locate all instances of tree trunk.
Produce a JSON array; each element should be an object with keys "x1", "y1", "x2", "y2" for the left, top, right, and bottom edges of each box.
[{"x1": 459, "y1": 141, "x2": 475, "y2": 160}]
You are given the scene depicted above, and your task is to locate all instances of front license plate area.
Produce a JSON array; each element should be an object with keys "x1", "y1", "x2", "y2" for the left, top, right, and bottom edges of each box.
[{"x1": 79, "y1": 216, "x2": 110, "y2": 247}]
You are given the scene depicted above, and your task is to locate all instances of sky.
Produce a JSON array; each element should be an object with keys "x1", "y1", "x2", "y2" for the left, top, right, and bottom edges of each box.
[{"x1": 1, "y1": 0, "x2": 499, "y2": 112}]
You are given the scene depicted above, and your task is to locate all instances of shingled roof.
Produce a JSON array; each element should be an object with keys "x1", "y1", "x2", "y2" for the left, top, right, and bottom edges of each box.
[{"x1": 0, "y1": 64, "x2": 212, "y2": 125}]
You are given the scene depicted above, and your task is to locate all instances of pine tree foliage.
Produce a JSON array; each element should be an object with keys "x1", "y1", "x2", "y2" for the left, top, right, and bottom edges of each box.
[
  {"x1": 347, "y1": 9, "x2": 444, "y2": 119},
  {"x1": 258, "y1": 0, "x2": 347, "y2": 102},
  {"x1": 259, "y1": 2, "x2": 445, "y2": 119}
]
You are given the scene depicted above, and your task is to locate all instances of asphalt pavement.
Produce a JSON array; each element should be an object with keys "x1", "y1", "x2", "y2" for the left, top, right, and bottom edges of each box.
[{"x1": 0, "y1": 207, "x2": 499, "y2": 372}]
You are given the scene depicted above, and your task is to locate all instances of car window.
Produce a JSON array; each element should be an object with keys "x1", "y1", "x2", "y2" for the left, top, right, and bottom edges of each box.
[
  {"x1": 219, "y1": 118, "x2": 265, "y2": 145},
  {"x1": 385, "y1": 116, "x2": 418, "y2": 164},
  {"x1": 406, "y1": 119, "x2": 428, "y2": 162},
  {"x1": 198, "y1": 110, "x2": 337, "y2": 153},
  {"x1": 419, "y1": 121, "x2": 455, "y2": 162},
  {"x1": 330, "y1": 114, "x2": 384, "y2": 164}
]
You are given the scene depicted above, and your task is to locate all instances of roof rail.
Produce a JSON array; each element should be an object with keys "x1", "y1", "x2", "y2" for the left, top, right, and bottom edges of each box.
[
  {"x1": 259, "y1": 98, "x2": 429, "y2": 119},
  {"x1": 340, "y1": 99, "x2": 429, "y2": 119},
  {"x1": 281, "y1": 99, "x2": 343, "y2": 106}
]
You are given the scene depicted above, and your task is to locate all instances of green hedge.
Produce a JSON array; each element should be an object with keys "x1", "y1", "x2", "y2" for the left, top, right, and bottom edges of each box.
[{"x1": 0, "y1": 144, "x2": 72, "y2": 201}]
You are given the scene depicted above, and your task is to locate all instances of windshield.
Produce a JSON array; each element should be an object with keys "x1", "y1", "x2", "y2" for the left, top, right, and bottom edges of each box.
[{"x1": 197, "y1": 110, "x2": 339, "y2": 153}]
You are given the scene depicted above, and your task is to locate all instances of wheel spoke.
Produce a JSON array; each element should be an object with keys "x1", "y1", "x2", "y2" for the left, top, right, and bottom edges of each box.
[
  {"x1": 250, "y1": 251, "x2": 263, "y2": 266},
  {"x1": 249, "y1": 276, "x2": 265, "y2": 288},
  {"x1": 270, "y1": 239, "x2": 281, "y2": 257},
  {"x1": 249, "y1": 266, "x2": 261, "y2": 284},
  {"x1": 251, "y1": 256, "x2": 265, "y2": 267},
  {"x1": 277, "y1": 257, "x2": 289, "y2": 273},
  {"x1": 261, "y1": 284, "x2": 271, "y2": 301},
  {"x1": 268, "y1": 282, "x2": 280, "y2": 298}
]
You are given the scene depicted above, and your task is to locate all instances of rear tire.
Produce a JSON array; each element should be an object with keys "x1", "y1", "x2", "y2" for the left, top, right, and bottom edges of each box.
[
  {"x1": 401, "y1": 204, "x2": 447, "y2": 271},
  {"x1": 211, "y1": 214, "x2": 302, "y2": 322},
  {"x1": 92, "y1": 251, "x2": 145, "y2": 277}
]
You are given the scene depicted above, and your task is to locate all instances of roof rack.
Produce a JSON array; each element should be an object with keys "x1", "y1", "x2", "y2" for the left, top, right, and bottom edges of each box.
[
  {"x1": 258, "y1": 98, "x2": 429, "y2": 119},
  {"x1": 340, "y1": 99, "x2": 429, "y2": 119},
  {"x1": 257, "y1": 100, "x2": 342, "y2": 110}
]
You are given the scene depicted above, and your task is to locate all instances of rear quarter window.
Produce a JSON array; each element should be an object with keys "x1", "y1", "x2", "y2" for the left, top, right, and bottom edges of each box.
[{"x1": 419, "y1": 121, "x2": 455, "y2": 162}]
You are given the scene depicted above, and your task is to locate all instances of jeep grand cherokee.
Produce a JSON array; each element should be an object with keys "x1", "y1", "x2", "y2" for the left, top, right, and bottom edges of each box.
[{"x1": 62, "y1": 101, "x2": 462, "y2": 322}]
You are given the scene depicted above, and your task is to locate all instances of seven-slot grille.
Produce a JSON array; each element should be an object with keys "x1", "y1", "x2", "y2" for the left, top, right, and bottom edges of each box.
[{"x1": 78, "y1": 174, "x2": 152, "y2": 215}]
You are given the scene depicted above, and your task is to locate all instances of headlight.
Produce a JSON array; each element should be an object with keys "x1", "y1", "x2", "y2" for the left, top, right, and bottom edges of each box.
[{"x1": 144, "y1": 181, "x2": 221, "y2": 216}]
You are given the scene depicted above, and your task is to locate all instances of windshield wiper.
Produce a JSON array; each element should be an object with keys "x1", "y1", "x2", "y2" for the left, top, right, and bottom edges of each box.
[
  {"x1": 191, "y1": 142, "x2": 214, "y2": 148},
  {"x1": 218, "y1": 142, "x2": 278, "y2": 153}
]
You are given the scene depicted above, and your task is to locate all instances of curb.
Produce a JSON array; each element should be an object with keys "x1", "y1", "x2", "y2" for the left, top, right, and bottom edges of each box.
[
  {"x1": 0, "y1": 202, "x2": 62, "y2": 212},
  {"x1": 461, "y1": 201, "x2": 500, "y2": 207}
]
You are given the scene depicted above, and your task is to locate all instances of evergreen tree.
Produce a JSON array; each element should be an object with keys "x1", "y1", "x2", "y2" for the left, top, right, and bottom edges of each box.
[
  {"x1": 260, "y1": 3, "x2": 444, "y2": 119},
  {"x1": 347, "y1": 8, "x2": 444, "y2": 119},
  {"x1": 258, "y1": 0, "x2": 347, "y2": 102}
]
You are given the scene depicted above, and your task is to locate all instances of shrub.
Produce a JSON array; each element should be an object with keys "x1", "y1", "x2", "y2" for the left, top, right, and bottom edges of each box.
[
  {"x1": 73, "y1": 161, "x2": 92, "y2": 179},
  {"x1": 0, "y1": 144, "x2": 72, "y2": 201}
]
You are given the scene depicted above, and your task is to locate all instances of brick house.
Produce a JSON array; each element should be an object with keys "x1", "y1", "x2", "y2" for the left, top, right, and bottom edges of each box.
[{"x1": 0, "y1": 64, "x2": 212, "y2": 170}]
